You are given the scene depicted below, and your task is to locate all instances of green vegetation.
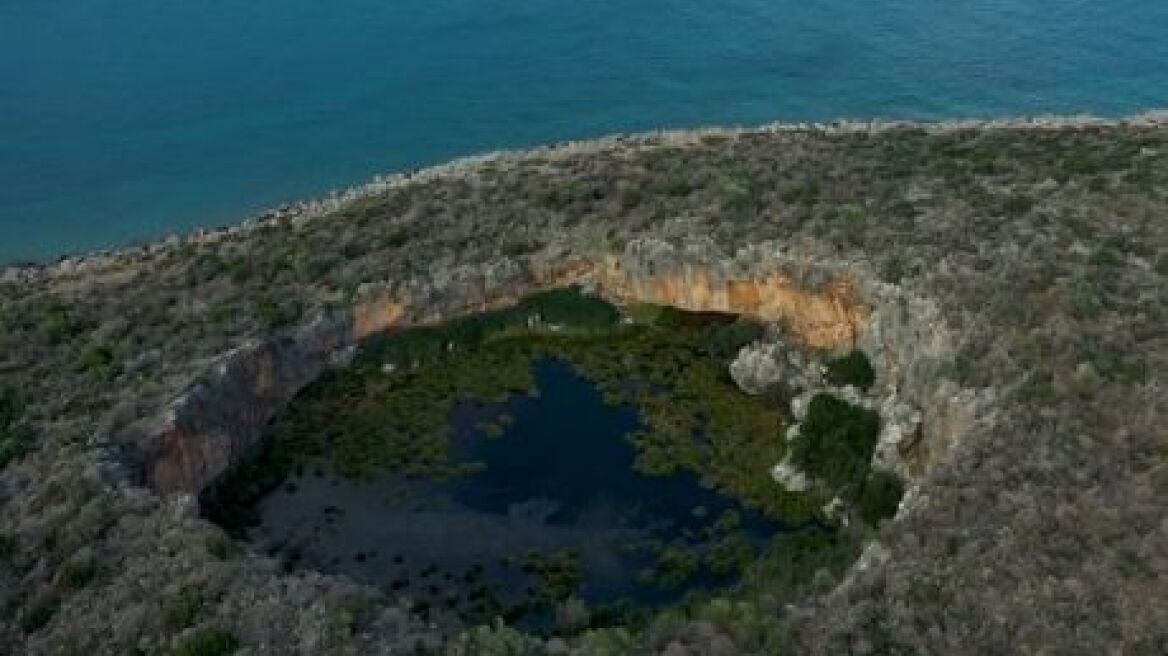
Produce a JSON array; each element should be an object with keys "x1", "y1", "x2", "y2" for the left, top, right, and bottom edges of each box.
[
  {"x1": 167, "y1": 627, "x2": 239, "y2": 656},
  {"x1": 57, "y1": 557, "x2": 97, "y2": 589},
  {"x1": 78, "y1": 343, "x2": 117, "y2": 378},
  {"x1": 650, "y1": 546, "x2": 698, "y2": 588},
  {"x1": 204, "y1": 288, "x2": 806, "y2": 530},
  {"x1": 361, "y1": 286, "x2": 621, "y2": 369},
  {"x1": 858, "y1": 470, "x2": 905, "y2": 527},
  {"x1": 824, "y1": 350, "x2": 876, "y2": 390},
  {"x1": 0, "y1": 534, "x2": 15, "y2": 564},
  {"x1": 789, "y1": 394, "x2": 881, "y2": 498},
  {"x1": 522, "y1": 549, "x2": 584, "y2": 602},
  {"x1": 19, "y1": 595, "x2": 58, "y2": 634},
  {"x1": 703, "y1": 532, "x2": 756, "y2": 577},
  {"x1": 203, "y1": 287, "x2": 899, "y2": 642},
  {"x1": 577, "y1": 529, "x2": 863, "y2": 651},
  {"x1": 788, "y1": 393, "x2": 903, "y2": 525},
  {"x1": 36, "y1": 305, "x2": 82, "y2": 344},
  {"x1": 0, "y1": 386, "x2": 32, "y2": 468},
  {"x1": 165, "y1": 586, "x2": 205, "y2": 631},
  {"x1": 717, "y1": 171, "x2": 755, "y2": 212}
]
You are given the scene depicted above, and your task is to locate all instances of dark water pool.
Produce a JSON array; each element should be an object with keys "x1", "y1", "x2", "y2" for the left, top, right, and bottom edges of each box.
[{"x1": 248, "y1": 359, "x2": 777, "y2": 628}]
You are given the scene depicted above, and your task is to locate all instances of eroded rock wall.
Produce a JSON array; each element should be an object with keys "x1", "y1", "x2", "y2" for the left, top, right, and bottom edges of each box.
[
  {"x1": 147, "y1": 315, "x2": 354, "y2": 493},
  {"x1": 594, "y1": 240, "x2": 866, "y2": 350}
]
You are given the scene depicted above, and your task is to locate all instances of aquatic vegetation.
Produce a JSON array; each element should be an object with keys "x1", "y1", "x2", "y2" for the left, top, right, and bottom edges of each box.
[
  {"x1": 204, "y1": 288, "x2": 801, "y2": 527},
  {"x1": 521, "y1": 549, "x2": 584, "y2": 602},
  {"x1": 203, "y1": 287, "x2": 890, "y2": 635}
]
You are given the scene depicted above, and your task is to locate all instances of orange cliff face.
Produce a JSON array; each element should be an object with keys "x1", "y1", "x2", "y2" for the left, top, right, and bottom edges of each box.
[
  {"x1": 352, "y1": 296, "x2": 407, "y2": 341},
  {"x1": 588, "y1": 260, "x2": 866, "y2": 350}
]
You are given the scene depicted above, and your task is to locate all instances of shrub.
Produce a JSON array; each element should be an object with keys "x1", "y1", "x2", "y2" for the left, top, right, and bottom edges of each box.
[
  {"x1": 0, "y1": 387, "x2": 31, "y2": 468},
  {"x1": 78, "y1": 343, "x2": 117, "y2": 378},
  {"x1": 165, "y1": 586, "x2": 204, "y2": 631},
  {"x1": 254, "y1": 295, "x2": 302, "y2": 329},
  {"x1": 789, "y1": 394, "x2": 881, "y2": 496},
  {"x1": 36, "y1": 305, "x2": 81, "y2": 343},
  {"x1": 858, "y1": 470, "x2": 905, "y2": 527},
  {"x1": 702, "y1": 320, "x2": 766, "y2": 363},
  {"x1": 664, "y1": 176, "x2": 693, "y2": 197},
  {"x1": 718, "y1": 174, "x2": 754, "y2": 211},
  {"x1": 19, "y1": 595, "x2": 58, "y2": 633},
  {"x1": 58, "y1": 558, "x2": 97, "y2": 589},
  {"x1": 824, "y1": 351, "x2": 876, "y2": 390},
  {"x1": 168, "y1": 627, "x2": 239, "y2": 656},
  {"x1": 1087, "y1": 246, "x2": 1123, "y2": 267},
  {"x1": 0, "y1": 534, "x2": 14, "y2": 563}
]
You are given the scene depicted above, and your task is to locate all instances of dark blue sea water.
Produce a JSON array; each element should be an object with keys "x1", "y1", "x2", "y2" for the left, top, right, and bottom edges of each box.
[{"x1": 2, "y1": 0, "x2": 1166, "y2": 263}]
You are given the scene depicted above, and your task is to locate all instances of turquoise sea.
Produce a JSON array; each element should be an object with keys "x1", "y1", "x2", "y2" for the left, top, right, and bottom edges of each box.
[{"x1": 2, "y1": 0, "x2": 1166, "y2": 263}]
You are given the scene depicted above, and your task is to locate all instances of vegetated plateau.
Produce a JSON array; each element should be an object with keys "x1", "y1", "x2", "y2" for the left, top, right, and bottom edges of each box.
[{"x1": 0, "y1": 114, "x2": 1165, "y2": 655}]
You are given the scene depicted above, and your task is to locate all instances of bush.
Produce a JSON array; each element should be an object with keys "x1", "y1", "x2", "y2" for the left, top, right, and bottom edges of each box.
[
  {"x1": 858, "y1": 470, "x2": 905, "y2": 527},
  {"x1": 824, "y1": 350, "x2": 875, "y2": 390},
  {"x1": 20, "y1": 595, "x2": 58, "y2": 633},
  {"x1": 36, "y1": 305, "x2": 81, "y2": 343},
  {"x1": 0, "y1": 534, "x2": 14, "y2": 563},
  {"x1": 165, "y1": 586, "x2": 205, "y2": 631},
  {"x1": 78, "y1": 343, "x2": 117, "y2": 378},
  {"x1": 168, "y1": 627, "x2": 239, "y2": 656},
  {"x1": 702, "y1": 320, "x2": 766, "y2": 363},
  {"x1": 0, "y1": 386, "x2": 18, "y2": 429},
  {"x1": 789, "y1": 394, "x2": 881, "y2": 496},
  {"x1": 0, "y1": 387, "x2": 31, "y2": 468},
  {"x1": 58, "y1": 558, "x2": 97, "y2": 589},
  {"x1": 254, "y1": 295, "x2": 303, "y2": 329},
  {"x1": 718, "y1": 174, "x2": 754, "y2": 211}
]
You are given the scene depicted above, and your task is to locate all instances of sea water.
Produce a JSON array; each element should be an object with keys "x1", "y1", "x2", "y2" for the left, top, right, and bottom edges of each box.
[{"x1": 2, "y1": 0, "x2": 1166, "y2": 262}]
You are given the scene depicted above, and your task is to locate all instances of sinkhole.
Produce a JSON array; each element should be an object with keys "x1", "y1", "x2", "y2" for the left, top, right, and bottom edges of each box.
[{"x1": 200, "y1": 286, "x2": 897, "y2": 635}]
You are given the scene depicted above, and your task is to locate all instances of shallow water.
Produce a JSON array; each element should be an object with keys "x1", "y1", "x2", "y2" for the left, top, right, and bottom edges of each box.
[
  {"x1": 250, "y1": 359, "x2": 777, "y2": 626},
  {"x1": 2, "y1": 0, "x2": 1167, "y2": 262}
]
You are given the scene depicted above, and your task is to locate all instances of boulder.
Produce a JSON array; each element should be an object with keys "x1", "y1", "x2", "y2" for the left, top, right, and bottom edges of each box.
[{"x1": 729, "y1": 342, "x2": 784, "y2": 395}]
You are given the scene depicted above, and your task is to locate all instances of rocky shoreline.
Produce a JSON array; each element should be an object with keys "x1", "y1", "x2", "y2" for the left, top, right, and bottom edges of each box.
[{"x1": 5, "y1": 111, "x2": 1167, "y2": 284}]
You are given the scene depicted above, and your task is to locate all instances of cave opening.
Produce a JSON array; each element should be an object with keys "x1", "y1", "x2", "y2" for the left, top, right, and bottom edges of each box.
[{"x1": 200, "y1": 286, "x2": 898, "y2": 636}]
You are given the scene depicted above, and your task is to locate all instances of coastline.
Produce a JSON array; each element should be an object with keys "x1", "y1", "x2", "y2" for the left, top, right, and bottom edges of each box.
[{"x1": 4, "y1": 110, "x2": 1166, "y2": 284}]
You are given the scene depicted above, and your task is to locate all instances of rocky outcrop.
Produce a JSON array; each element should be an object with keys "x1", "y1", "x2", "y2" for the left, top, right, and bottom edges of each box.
[
  {"x1": 146, "y1": 314, "x2": 354, "y2": 493},
  {"x1": 595, "y1": 240, "x2": 867, "y2": 350},
  {"x1": 856, "y1": 282, "x2": 991, "y2": 478},
  {"x1": 729, "y1": 343, "x2": 784, "y2": 395}
]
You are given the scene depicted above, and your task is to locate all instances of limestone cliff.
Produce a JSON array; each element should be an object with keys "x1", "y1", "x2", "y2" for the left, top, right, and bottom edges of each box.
[{"x1": 591, "y1": 240, "x2": 866, "y2": 349}]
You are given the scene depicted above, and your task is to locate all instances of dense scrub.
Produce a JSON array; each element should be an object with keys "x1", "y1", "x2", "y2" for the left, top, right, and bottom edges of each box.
[
  {"x1": 823, "y1": 351, "x2": 875, "y2": 390},
  {"x1": 789, "y1": 394, "x2": 881, "y2": 499},
  {"x1": 1, "y1": 118, "x2": 1166, "y2": 654}
]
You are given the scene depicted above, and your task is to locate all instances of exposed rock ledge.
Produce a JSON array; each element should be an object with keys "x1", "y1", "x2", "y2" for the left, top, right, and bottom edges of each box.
[{"x1": 145, "y1": 237, "x2": 971, "y2": 501}]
